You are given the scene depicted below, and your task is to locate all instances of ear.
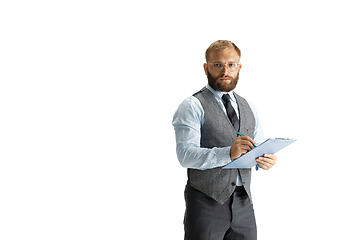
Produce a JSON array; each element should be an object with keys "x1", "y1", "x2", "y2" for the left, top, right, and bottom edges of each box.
[
  {"x1": 238, "y1": 63, "x2": 242, "y2": 72},
  {"x1": 203, "y1": 63, "x2": 208, "y2": 75}
]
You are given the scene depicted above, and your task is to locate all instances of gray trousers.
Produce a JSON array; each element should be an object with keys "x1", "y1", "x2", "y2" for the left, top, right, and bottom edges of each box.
[{"x1": 184, "y1": 184, "x2": 257, "y2": 240}]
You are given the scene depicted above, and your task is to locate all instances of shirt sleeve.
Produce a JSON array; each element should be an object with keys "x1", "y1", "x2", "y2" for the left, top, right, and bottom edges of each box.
[
  {"x1": 172, "y1": 96, "x2": 232, "y2": 170},
  {"x1": 247, "y1": 100, "x2": 266, "y2": 170},
  {"x1": 247, "y1": 100, "x2": 266, "y2": 145}
]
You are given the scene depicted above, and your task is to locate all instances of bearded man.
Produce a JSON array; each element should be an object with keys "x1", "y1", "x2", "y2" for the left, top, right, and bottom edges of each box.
[{"x1": 172, "y1": 40, "x2": 278, "y2": 240}]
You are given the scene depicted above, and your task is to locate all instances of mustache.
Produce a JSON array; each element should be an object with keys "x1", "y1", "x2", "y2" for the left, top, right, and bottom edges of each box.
[{"x1": 218, "y1": 75, "x2": 233, "y2": 79}]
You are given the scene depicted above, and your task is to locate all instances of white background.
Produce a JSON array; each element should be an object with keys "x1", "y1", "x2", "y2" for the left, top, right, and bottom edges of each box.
[{"x1": 1, "y1": 0, "x2": 360, "y2": 239}]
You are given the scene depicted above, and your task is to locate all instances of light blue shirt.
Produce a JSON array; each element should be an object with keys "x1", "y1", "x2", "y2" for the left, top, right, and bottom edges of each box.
[{"x1": 172, "y1": 85, "x2": 266, "y2": 185}]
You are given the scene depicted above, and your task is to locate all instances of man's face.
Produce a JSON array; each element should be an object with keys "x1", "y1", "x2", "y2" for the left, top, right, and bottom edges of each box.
[{"x1": 204, "y1": 49, "x2": 242, "y2": 93}]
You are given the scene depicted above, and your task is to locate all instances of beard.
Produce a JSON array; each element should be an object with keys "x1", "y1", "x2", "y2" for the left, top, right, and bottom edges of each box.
[{"x1": 207, "y1": 68, "x2": 239, "y2": 92}]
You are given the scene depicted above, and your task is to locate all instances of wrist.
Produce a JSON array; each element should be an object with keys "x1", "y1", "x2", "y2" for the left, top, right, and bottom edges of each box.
[{"x1": 230, "y1": 146, "x2": 240, "y2": 160}]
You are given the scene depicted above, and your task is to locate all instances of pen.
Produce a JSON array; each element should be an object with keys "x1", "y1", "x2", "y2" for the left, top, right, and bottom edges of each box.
[{"x1": 237, "y1": 132, "x2": 257, "y2": 147}]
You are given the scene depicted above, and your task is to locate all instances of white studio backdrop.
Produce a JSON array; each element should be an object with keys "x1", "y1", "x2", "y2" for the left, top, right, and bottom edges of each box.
[{"x1": 1, "y1": 0, "x2": 359, "y2": 239}]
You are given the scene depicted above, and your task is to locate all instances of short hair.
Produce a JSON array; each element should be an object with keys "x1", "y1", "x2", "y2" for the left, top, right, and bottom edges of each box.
[{"x1": 205, "y1": 40, "x2": 241, "y2": 62}]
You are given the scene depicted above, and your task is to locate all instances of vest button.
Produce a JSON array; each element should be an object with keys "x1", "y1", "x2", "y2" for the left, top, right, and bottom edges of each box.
[{"x1": 231, "y1": 182, "x2": 236, "y2": 186}]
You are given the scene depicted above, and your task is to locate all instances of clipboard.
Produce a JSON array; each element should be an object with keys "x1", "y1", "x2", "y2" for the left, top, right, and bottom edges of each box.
[{"x1": 223, "y1": 138, "x2": 297, "y2": 169}]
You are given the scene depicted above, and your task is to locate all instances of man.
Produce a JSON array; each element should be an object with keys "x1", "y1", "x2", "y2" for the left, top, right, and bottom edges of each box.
[{"x1": 172, "y1": 40, "x2": 277, "y2": 240}]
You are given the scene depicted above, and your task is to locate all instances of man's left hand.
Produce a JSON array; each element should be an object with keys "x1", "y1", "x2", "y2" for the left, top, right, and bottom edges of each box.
[{"x1": 256, "y1": 154, "x2": 277, "y2": 170}]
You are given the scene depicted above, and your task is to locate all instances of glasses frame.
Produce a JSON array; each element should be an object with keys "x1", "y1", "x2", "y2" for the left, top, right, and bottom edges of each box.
[{"x1": 208, "y1": 62, "x2": 240, "y2": 72}]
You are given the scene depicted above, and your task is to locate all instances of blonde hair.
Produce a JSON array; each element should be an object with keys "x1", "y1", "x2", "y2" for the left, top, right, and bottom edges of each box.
[{"x1": 205, "y1": 40, "x2": 241, "y2": 62}]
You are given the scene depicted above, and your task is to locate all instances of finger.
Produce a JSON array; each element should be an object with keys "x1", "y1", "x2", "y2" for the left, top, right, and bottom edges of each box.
[
  {"x1": 258, "y1": 156, "x2": 275, "y2": 165},
  {"x1": 256, "y1": 161, "x2": 272, "y2": 170},
  {"x1": 256, "y1": 157, "x2": 275, "y2": 169},
  {"x1": 255, "y1": 159, "x2": 268, "y2": 169},
  {"x1": 240, "y1": 139, "x2": 255, "y2": 149},
  {"x1": 240, "y1": 144, "x2": 252, "y2": 152},
  {"x1": 264, "y1": 154, "x2": 277, "y2": 161},
  {"x1": 243, "y1": 136, "x2": 256, "y2": 146},
  {"x1": 236, "y1": 139, "x2": 254, "y2": 150},
  {"x1": 238, "y1": 136, "x2": 256, "y2": 146},
  {"x1": 243, "y1": 141, "x2": 254, "y2": 150}
]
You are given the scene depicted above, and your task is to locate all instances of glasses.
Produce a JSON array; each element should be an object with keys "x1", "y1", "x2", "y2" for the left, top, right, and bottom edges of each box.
[{"x1": 208, "y1": 62, "x2": 240, "y2": 72}]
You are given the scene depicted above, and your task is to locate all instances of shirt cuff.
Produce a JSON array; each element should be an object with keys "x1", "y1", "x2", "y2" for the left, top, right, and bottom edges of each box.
[{"x1": 255, "y1": 164, "x2": 262, "y2": 171}]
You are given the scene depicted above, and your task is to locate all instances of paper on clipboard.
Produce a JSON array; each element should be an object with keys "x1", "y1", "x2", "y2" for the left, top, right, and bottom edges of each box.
[{"x1": 223, "y1": 138, "x2": 296, "y2": 169}]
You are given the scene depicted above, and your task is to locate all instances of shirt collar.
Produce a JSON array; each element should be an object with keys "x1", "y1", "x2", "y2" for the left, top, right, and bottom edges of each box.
[{"x1": 206, "y1": 84, "x2": 236, "y2": 103}]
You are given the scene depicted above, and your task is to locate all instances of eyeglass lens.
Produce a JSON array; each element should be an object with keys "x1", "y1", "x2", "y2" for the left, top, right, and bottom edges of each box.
[{"x1": 212, "y1": 63, "x2": 238, "y2": 72}]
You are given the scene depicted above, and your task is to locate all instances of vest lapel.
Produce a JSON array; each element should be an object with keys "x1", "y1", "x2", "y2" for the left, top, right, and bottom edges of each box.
[{"x1": 202, "y1": 88, "x2": 237, "y2": 135}]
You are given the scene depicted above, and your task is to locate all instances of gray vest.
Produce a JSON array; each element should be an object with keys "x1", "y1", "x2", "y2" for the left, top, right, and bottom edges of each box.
[{"x1": 188, "y1": 87, "x2": 256, "y2": 204}]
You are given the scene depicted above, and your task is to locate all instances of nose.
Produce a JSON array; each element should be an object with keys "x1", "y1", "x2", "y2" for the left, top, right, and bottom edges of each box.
[{"x1": 221, "y1": 64, "x2": 230, "y2": 75}]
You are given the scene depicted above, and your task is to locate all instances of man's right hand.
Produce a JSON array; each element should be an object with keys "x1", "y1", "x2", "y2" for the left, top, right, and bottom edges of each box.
[{"x1": 230, "y1": 136, "x2": 256, "y2": 160}]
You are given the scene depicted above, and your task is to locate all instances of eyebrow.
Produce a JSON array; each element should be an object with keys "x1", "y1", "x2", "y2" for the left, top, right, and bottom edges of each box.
[{"x1": 213, "y1": 61, "x2": 237, "y2": 63}]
